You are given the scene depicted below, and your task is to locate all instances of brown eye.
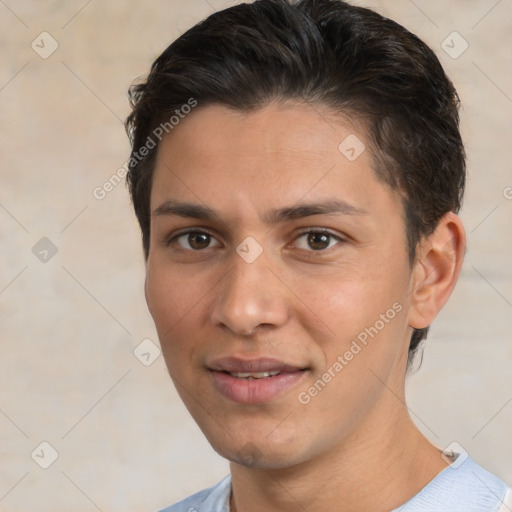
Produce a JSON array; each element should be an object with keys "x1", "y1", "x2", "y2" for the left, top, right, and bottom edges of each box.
[
  {"x1": 188, "y1": 233, "x2": 211, "y2": 250},
  {"x1": 293, "y1": 230, "x2": 342, "y2": 252},
  {"x1": 307, "y1": 232, "x2": 331, "y2": 250},
  {"x1": 173, "y1": 231, "x2": 220, "y2": 250}
]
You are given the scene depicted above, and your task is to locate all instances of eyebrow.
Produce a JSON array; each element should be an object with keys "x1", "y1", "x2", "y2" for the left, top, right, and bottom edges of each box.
[{"x1": 151, "y1": 198, "x2": 367, "y2": 223}]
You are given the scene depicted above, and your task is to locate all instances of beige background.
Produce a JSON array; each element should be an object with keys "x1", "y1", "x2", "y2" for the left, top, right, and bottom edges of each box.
[{"x1": 0, "y1": 0, "x2": 511, "y2": 511}]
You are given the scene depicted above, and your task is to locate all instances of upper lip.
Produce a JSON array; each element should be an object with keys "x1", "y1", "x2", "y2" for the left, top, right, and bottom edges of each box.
[{"x1": 208, "y1": 357, "x2": 306, "y2": 373}]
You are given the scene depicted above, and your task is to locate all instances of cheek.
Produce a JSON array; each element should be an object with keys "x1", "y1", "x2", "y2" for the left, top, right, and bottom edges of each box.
[
  {"x1": 299, "y1": 270, "x2": 401, "y2": 332},
  {"x1": 145, "y1": 260, "x2": 205, "y2": 352},
  {"x1": 145, "y1": 264, "x2": 177, "y2": 329},
  {"x1": 292, "y1": 257, "x2": 410, "y2": 368}
]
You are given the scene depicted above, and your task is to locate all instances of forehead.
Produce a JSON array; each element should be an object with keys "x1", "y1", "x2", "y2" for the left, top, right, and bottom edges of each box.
[
  {"x1": 150, "y1": 101, "x2": 400, "y2": 223},
  {"x1": 156, "y1": 101, "x2": 366, "y2": 166}
]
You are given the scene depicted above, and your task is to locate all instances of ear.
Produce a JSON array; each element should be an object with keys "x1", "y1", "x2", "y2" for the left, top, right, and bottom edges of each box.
[{"x1": 408, "y1": 212, "x2": 466, "y2": 330}]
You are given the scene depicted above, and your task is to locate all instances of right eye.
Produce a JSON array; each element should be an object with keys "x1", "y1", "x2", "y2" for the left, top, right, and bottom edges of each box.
[{"x1": 169, "y1": 231, "x2": 221, "y2": 251}]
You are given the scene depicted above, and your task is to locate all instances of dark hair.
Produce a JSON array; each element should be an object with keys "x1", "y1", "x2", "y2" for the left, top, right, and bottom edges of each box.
[{"x1": 125, "y1": 0, "x2": 465, "y2": 366}]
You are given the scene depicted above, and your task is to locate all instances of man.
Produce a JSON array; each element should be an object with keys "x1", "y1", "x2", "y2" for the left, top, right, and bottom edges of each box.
[{"x1": 125, "y1": 0, "x2": 511, "y2": 510}]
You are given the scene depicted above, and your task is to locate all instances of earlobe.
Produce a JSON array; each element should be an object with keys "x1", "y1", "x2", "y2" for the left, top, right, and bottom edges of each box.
[{"x1": 408, "y1": 212, "x2": 466, "y2": 330}]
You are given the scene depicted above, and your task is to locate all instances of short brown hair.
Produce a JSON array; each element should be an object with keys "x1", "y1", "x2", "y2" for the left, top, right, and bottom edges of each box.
[{"x1": 125, "y1": 0, "x2": 466, "y2": 364}]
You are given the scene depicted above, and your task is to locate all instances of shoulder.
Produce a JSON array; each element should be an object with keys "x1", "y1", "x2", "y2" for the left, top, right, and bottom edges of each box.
[
  {"x1": 499, "y1": 488, "x2": 512, "y2": 512},
  {"x1": 156, "y1": 474, "x2": 231, "y2": 512},
  {"x1": 394, "y1": 454, "x2": 511, "y2": 512}
]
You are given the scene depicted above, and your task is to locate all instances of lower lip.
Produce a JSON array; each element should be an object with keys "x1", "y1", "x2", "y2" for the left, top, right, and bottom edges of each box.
[{"x1": 210, "y1": 370, "x2": 307, "y2": 405}]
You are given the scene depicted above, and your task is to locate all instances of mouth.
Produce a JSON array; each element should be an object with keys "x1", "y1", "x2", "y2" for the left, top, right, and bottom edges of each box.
[
  {"x1": 208, "y1": 357, "x2": 308, "y2": 405},
  {"x1": 226, "y1": 370, "x2": 282, "y2": 380}
]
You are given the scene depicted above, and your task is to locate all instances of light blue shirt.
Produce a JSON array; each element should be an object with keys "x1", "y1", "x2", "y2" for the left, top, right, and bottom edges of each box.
[{"x1": 158, "y1": 455, "x2": 512, "y2": 512}]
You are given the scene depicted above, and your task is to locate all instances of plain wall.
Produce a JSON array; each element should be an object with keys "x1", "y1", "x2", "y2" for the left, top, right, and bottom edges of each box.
[{"x1": 1, "y1": 1, "x2": 511, "y2": 510}]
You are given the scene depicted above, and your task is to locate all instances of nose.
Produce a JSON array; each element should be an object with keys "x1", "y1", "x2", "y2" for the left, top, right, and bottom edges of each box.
[{"x1": 210, "y1": 254, "x2": 290, "y2": 336}]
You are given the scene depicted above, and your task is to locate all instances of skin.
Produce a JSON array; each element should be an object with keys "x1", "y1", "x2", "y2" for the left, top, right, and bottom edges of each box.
[{"x1": 145, "y1": 101, "x2": 466, "y2": 512}]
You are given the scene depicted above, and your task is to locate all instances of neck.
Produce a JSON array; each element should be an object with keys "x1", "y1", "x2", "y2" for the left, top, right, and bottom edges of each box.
[{"x1": 229, "y1": 404, "x2": 448, "y2": 512}]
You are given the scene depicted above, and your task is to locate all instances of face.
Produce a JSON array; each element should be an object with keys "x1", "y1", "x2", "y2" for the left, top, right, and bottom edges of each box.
[{"x1": 145, "y1": 101, "x2": 416, "y2": 469}]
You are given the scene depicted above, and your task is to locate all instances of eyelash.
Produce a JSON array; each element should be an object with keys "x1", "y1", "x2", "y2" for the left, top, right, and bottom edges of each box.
[
  {"x1": 293, "y1": 229, "x2": 344, "y2": 251},
  {"x1": 165, "y1": 228, "x2": 344, "y2": 252}
]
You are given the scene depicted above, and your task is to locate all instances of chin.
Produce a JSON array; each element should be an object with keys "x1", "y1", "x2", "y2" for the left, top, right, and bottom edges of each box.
[{"x1": 207, "y1": 428, "x2": 311, "y2": 470}]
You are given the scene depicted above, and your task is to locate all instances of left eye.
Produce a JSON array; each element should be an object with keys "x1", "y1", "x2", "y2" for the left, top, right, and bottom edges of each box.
[{"x1": 294, "y1": 231, "x2": 342, "y2": 251}]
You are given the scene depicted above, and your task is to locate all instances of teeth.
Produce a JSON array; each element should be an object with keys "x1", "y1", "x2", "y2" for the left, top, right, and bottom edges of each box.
[{"x1": 230, "y1": 370, "x2": 281, "y2": 379}]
